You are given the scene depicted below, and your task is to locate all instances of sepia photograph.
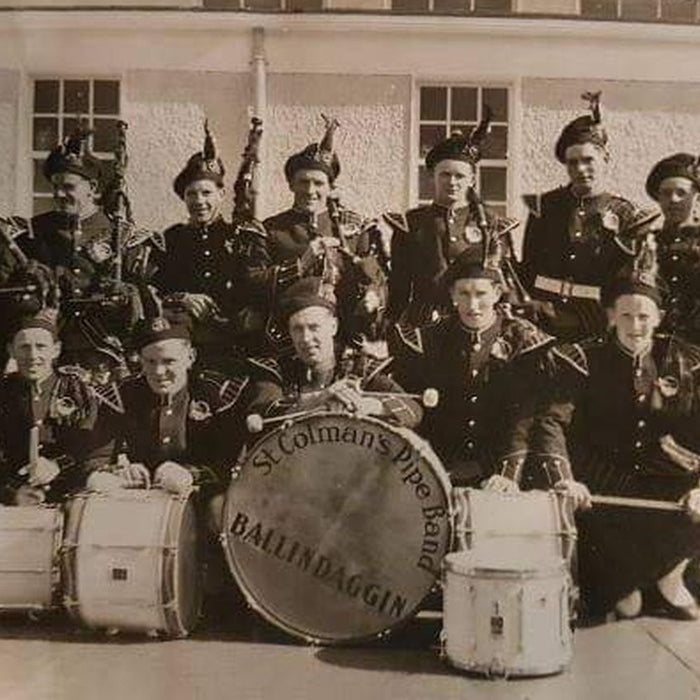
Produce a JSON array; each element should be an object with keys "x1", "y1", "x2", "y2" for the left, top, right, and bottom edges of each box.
[{"x1": 1, "y1": 0, "x2": 700, "y2": 697}]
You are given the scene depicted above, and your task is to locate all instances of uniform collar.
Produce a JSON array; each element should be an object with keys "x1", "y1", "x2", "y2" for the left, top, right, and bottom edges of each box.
[
  {"x1": 613, "y1": 335, "x2": 653, "y2": 367},
  {"x1": 455, "y1": 314, "x2": 501, "y2": 349}
]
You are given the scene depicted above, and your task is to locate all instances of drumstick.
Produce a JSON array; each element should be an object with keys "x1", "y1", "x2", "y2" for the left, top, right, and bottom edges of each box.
[
  {"x1": 591, "y1": 494, "x2": 684, "y2": 513},
  {"x1": 365, "y1": 388, "x2": 440, "y2": 408},
  {"x1": 246, "y1": 408, "x2": 326, "y2": 434}
]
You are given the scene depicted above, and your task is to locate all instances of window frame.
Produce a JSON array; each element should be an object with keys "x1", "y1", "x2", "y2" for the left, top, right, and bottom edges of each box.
[
  {"x1": 578, "y1": 0, "x2": 700, "y2": 21},
  {"x1": 29, "y1": 75, "x2": 122, "y2": 216}
]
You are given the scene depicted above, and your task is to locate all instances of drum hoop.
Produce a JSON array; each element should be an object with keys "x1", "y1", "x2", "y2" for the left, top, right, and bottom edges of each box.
[
  {"x1": 223, "y1": 412, "x2": 453, "y2": 645},
  {"x1": 60, "y1": 493, "x2": 90, "y2": 623},
  {"x1": 47, "y1": 505, "x2": 65, "y2": 609}
]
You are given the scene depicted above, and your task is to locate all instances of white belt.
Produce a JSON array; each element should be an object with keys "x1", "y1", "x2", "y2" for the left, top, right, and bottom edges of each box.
[{"x1": 534, "y1": 275, "x2": 601, "y2": 302}]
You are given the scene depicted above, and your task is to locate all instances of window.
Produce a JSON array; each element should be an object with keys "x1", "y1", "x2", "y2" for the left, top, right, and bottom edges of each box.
[
  {"x1": 31, "y1": 78, "x2": 121, "y2": 215},
  {"x1": 417, "y1": 84, "x2": 510, "y2": 216},
  {"x1": 204, "y1": 0, "x2": 323, "y2": 10},
  {"x1": 580, "y1": 0, "x2": 698, "y2": 21},
  {"x1": 392, "y1": 0, "x2": 512, "y2": 13}
]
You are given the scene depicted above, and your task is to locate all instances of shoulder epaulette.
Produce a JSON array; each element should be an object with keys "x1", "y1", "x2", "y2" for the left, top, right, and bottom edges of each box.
[
  {"x1": 658, "y1": 334, "x2": 700, "y2": 373},
  {"x1": 395, "y1": 321, "x2": 423, "y2": 354},
  {"x1": 381, "y1": 212, "x2": 409, "y2": 234},
  {"x1": 361, "y1": 355, "x2": 393, "y2": 385},
  {"x1": 551, "y1": 343, "x2": 589, "y2": 377},
  {"x1": 237, "y1": 220, "x2": 267, "y2": 239},
  {"x1": 500, "y1": 317, "x2": 555, "y2": 359},
  {"x1": 57, "y1": 365, "x2": 90, "y2": 380},
  {"x1": 196, "y1": 370, "x2": 249, "y2": 414},
  {"x1": 247, "y1": 356, "x2": 283, "y2": 383},
  {"x1": 123, "y1": 226, "x2": 166, "y2": 252},
  {"x1": 91, "y1": 381, "x2": 125, "y2": 414},
  {"x1": 522, "y1": 194, "x2": 542, "y2": 218}
]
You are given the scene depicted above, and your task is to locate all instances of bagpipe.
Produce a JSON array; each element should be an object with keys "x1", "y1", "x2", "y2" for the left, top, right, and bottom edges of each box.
[{"x1": 233, "y1": 116, "x2": 263, "y2": 224}]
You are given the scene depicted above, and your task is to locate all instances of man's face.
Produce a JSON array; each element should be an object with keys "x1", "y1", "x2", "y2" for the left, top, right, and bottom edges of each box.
[
  {"x1": 10, "y1": 328, "x2": 60, "y2": 383},
  {"x1": 141, "y1": 339, "x2": 195, "y2": 396},
  {"x1": 565, "y1": 143, "x2": 607, "y2": 196},
  {"x1": 288, "y1": 306, "x2": 338, "y2": 368},
  {"x1": 432, "y1": 159, "x2": 475, "y2": 207},
  {"x1": 183, "y1": 179, "x2": 226, "y2": 225},
  {"x1": 609, "y1": 294, "x2": 661, "y2": 355},
  {"x1": 51, "y1": 172, "x2": 98, "y2": 218},
  {"x1": 450, "y1": 277, "x2": 501, "y2": 330},
  {"x1": 289, "y1": 170, "x2": 331, "y2": 214},
  {"x1": 657, "y1": 176, "x2": 698, "y2": 226}
]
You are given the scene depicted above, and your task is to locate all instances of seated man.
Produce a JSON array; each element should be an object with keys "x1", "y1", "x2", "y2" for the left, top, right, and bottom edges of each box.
[
  {"x1": 247, "y1": 277, "x2": 421, "y2": 429},
  {"x1": 537, "y1": 236, "x2": 700, "y2": 620},
  {"x1": 0, "y1": 310, "x2": 99, "y2": 505},
  {"x1": 87, "y1": 316, "x2": 249, "y2": 533},
  {"x1": 393, "y1": 244, "x2": 556, "y2": 488}
]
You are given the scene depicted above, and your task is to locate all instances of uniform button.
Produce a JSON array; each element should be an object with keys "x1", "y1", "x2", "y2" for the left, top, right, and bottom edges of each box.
[
  {"x1": 671, "y1": 255, "x2": 679, "y2": 261},
  {"x1": 671, "y1": 276, "x2": 679, "y2": 283},
  {"x1": 165, "y1": 409, "x2": 173, "y2": 416},
  {"x1": 466, "y1": 441, "x2": 475, "y2": 449},
  {"x1": 637, "y1": 419, "x2": 646, "y2": 428},
  {"x1": 449, "y1": 236, "x2": 457, "y2": 243},
  {"x1": 674, "y1": 237, "x2": 682, "y2": 243},
  {"x1": 634, "y1": 464, "x2": 641, "y2": 471},
  {"x1": 568, "y1": 254, "x2": 576, "y2": 260},
  {"x1": 469, "y1": 395, "x2": 478, "y2": 403},
  {"x1": 671, "y1": 297, "x2": 679, "y2": 304},
  {"x1": 203, "y1": 250, "x2": 211, "y2": 257},
  {"x1": 226, "y1": 280, "x2": 233, "y2": 289},
  {"x1": 201, "y1": 234, "x2": 208, "y2": 241},
  {"x1": 203, "y1": 271, "x2": 212, "y2": 278},
  {"x1": 574, "y1": 231, "x2": 582, "y2": 238},
  {"x1": 72, "y1": 268, "x2": 81, "y2": 275},
  {"x1": 637, "y1": 394, "x2": 645, "y2": 403},
  {"x1": 471, "y1": 369, "x2": 478, "y2": 377},
  {"x1": 467, "y1": 419, "x2": 476, "y2": 427},
  {"x1": 634, "y1": 440, "x2": 643, "y2": 449},
  {"x1": 472, "y1": 343, "x2": 481, "y2": 352},
  {"x1": 162, "y1": 436, "x2": 171, "y2": 445}
]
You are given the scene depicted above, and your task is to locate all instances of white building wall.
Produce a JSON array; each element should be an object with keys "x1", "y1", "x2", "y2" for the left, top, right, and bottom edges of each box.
[{"x1": 0, "y1": 70, "x2": 20, "y2": 215}]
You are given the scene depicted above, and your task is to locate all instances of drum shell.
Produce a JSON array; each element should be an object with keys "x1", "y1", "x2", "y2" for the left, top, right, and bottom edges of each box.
[
  {"x1": 443, "y1": 552, "x2": 572, "y2": 677},
  {"x1": 223, "y1": 413, "x2": 453, "y2": 645},
  {"x1": 61, "y1": 489, "x2": 201, "y2": 637},
  {"x1": 0, "y1": 505, "x2": 63, "y2": 611}
]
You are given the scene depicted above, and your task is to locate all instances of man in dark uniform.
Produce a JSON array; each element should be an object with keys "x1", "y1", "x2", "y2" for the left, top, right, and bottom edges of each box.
[
  {"x1": 645, "y1": 153, "x2": 700, "y2": 342},
  {"x1": 386, "y1": 109, "x2": 520, "y2": 329},
  {"x1": 520, "y1": 92, "x2": 658, "y2": 342},
  {"x1": 151, "y1": 121, "x2": 264, "y2": 370},
  {"x1": 536, "y1": 236, "x2": 700, "y2": 619},
  {"x1": 1, "y1": 125, "x2": 154, "y2": 383},
  {"x1": 0, "y1": 310, "x2": 100, "y2": 505},
  {"x1": 246, "y1": 277, "x2": 421, "y2": 429},
  {"x1": 240, "y1": 117, "x2": 386, "y2": 352},
  {"x1": 393, "y1": 243, "x2": 556, "y2": 488}
]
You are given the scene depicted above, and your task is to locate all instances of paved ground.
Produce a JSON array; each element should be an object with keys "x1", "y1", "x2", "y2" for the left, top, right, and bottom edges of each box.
[{"x1": 2, "y1": 610, "x2": 700, "y2": 700}]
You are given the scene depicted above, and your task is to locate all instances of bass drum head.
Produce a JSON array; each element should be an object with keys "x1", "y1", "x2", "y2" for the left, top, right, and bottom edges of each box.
[
  {"x1": 223, "y1": 413, "x2": 452, "y2": 644},
  {"x1": 174, "y1": 496, "x2": 202, "y2": 635}
]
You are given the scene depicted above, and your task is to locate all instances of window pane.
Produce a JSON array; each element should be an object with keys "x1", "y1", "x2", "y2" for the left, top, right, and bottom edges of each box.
[
  {"x1": 63, "y1": 117, "x2": 87, "y2": 144},
  {"x1": 99, "y1": 159, "x2": 116, "y2": 188},
  {"x1": 289, "y1": 0, "x2": 323, "y2": 9},
  {"x1": 481, "y1": 125, "x2": 508, "y2": 159},
  {"x1": 93, "y1": 118, "x2": 118, "y2": 153},
  {"x1": 480, "y1": 166, "x2": 507, "y2": 201},
  {"x1": 661, "y1": 0, "x2": 696, "y2": 21},
  {"x1": 245, "y1": 0, "x2": 282, "y2": 7},
  {"x1": 34, "y1": 80, "x2": 59, "y2": 113},
  {"x1": 419, "y1": 165, "x2": 433, "y2": 201},
  {"x1": 621, "y1": 0, "x2": 658, "y2": 19},
  {"x1": 433, "y1": 0, "x2": 468, "y2": 11},
  {"x1": 488, "y1": 204, "x2": 507, "y2": 217},
  {"x1": 94, "y1": 81, "x2": 120, "y2": 115},
  {"x1": 451, "y1": 87, "x2": 478, "y2": 122},
  {"x1": 483, "y1": 87, "x2": 508, "y2": 121},
  {"x1": 393, "y1": 0, "x2": 430, "y2": 9},
  {"x1": 580, "y1": 0, "x2": 618, "y2": 17},
  {"x1": 420, "y1": 124, "x2": 446, "y2": 159},
  {"x1": 33, "y1": 197, "x2": 54, "y2": 216},
  {"x1": 33, "y1": 159, "x2": 52, "y2": 194},
  {"x1": 474, "y1": 0, "x2": 512, "y2": 11},
  {"x1": 64, "y1": 80, "x2": 90, "y2": 114},
  {"x1": 33, "y1": 117, "x2": 59, "y2": 152},
  {"x1": 420, "y1": 87, "x2": 447, "y2": 121}
]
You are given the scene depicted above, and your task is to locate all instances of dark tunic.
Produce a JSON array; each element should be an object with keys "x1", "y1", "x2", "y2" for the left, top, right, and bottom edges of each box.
[
  {"x1": 656, "y1": 218, "x2": 700, "y2": 343},
  {"x1": 246, "y1": 348, "x2": 422, "y2": 430},
  {"x1": 241, "y1": 206, "x2": 386, "y2": 347},
  {"x1": 387, "y1": 202, "x2": 495, "y2": 326},
  {"x1": 521, "y1": 187, "x2": 647, "y2": 341},
  {"x1": 538, "y1": 335, "x2": 700, "y2": 613},
  {"x1": 0, "y1": 369, "x2": 99, "y2": 504},
  {"x1": 393, "y1": 312, "x2": 556, "y2": 486}
]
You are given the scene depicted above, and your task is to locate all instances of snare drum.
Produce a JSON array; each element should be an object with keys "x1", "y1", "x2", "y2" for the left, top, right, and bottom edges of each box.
[
  {"x1": 443, "y1": 551, "x2": 572, "y2": 677},
  {"x1": 452, "y1": 488, "x2": 577, "y2": 568},
  {"x1": 61, "y1": 488, "x2": 201, "y2": 637},
  {"x1": 222, "y1": 413, "x2": 452, "y2": 644},
  {"x1": 0, "y1": 505, "x2": 63, "y2": 612}
]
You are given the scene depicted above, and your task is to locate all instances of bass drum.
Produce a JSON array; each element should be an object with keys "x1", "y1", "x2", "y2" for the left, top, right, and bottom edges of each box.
[
  {"x1": 223, "y1": 413, "x2": 452, "y2": 644},
  {"x1": 61, "y1": 488, "x2": 201, "y2": 637},
  {"x1": 0, "y1": 505, "x2": 63, "y2": 612}
]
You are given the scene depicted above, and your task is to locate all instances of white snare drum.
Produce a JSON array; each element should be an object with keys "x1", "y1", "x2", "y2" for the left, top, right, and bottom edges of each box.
[
  {"x1": 443, "y1": 552, "x2": 572, "y2": 677},
  {"x1": 0, "y1": 505, "x2": 63, "y2": 612},
  {"x1": 223, "y1": 413, "x2": 453, "y2": 644},
  {"x1": 452, "y1": 488, "x2": 577, "y2": 568},
  {"x1": 61, "y1": 488, "x2": 202, "y2": 637}
]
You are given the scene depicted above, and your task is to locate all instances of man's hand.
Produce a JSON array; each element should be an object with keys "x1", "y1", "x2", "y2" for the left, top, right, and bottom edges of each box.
[
  {"x1": 298, "y1": 238, "x2": 340, "y2": 277},
  {"x1": 115, "y1": 462, "x2": 151, "y2": 489},
  {"x1": 155, "y1": 461, "x2": 193, "y2": 495},
  {"x1": 681, "y1": 488, "x2": 700, "y2": 524},
  {"x1": 482, "y1": 474, "x2": 520, "y2": 493},
  {"x1": 554, "y1": 479, "x2": 592, "y2": 510},
  {"x1": 27, "y1": 456, "x2": 60, "y2": 487},
  {"x1": 181, "y1": 293, "x2": 219, "y2": 320},
  {"x1": 14, "y1": 484, "x2": 46, "y2": 506},
  {"x1": 327, "y1": 379, "x2": 384, "y2": 416}
]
